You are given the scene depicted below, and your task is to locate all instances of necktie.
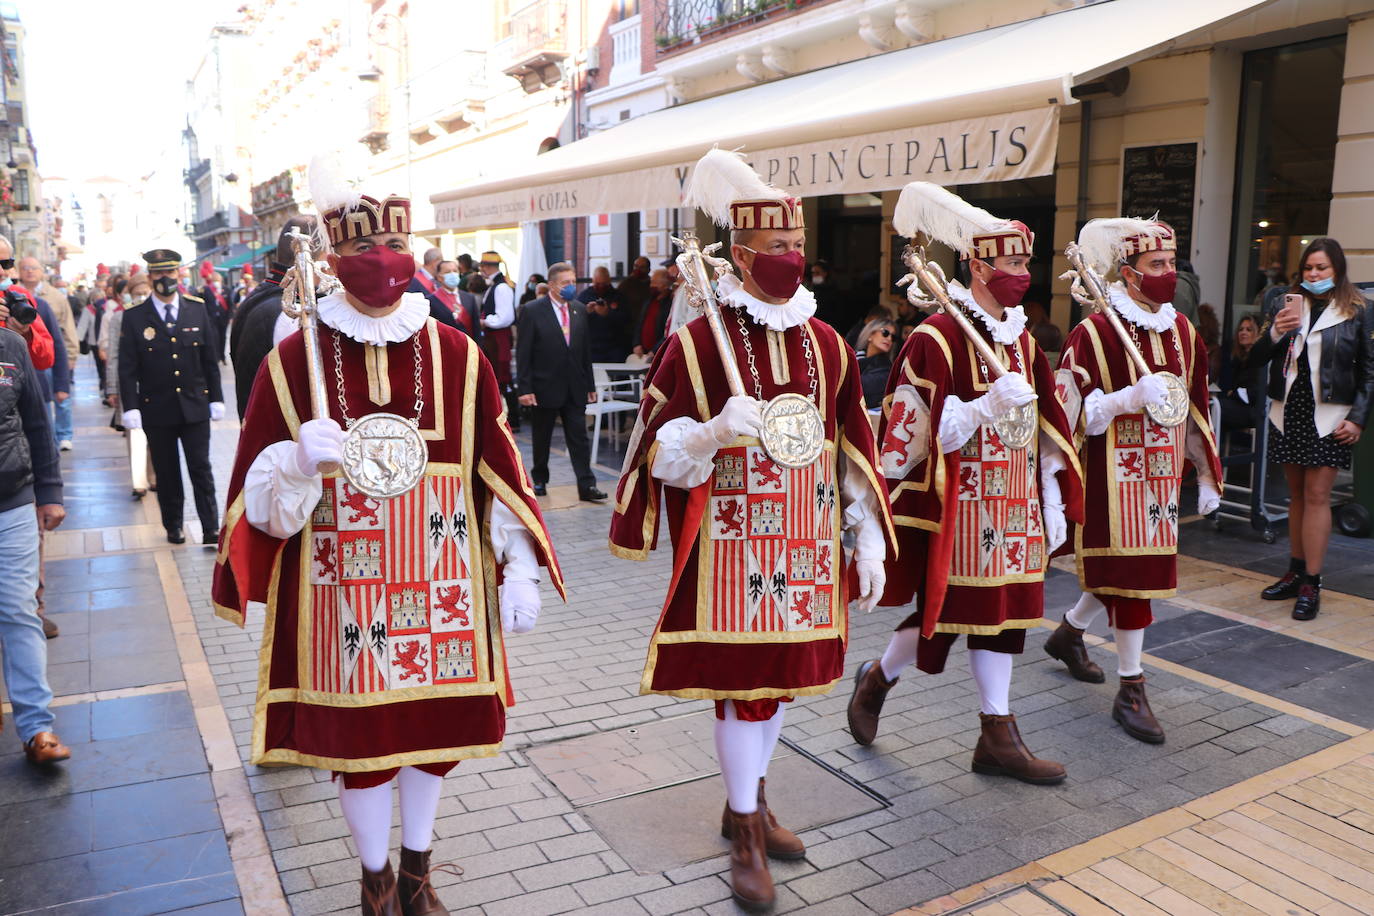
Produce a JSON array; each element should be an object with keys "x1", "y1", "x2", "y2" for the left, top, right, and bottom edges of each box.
[
  {"x1": 164, "y1": 305, "x2": 175, "y2": 327},
  {"x1": 558, "y1": 302, "x2": 570, "y2": 344}
]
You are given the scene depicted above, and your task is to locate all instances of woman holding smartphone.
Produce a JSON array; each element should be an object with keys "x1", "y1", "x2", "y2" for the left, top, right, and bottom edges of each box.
[{"x1": 1247, "y1": 238, "x2": 1374, "y2": 620}]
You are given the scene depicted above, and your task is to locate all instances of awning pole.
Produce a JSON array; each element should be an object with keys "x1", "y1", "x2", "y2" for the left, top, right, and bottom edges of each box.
[{"x1": 1073, "y1": 98, "x2": 1093, "y2": 326}]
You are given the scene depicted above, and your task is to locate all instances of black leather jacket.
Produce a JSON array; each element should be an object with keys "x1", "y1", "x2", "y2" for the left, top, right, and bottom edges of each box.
[{"x1": 1246, "y1": 287, "x2": 1374, "y2": 429}]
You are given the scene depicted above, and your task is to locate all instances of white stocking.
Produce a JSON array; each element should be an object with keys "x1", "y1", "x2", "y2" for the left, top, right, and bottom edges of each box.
[
  {"x1": 879, "y1": 627, "x2": 922, "y2": 681},
  {"x1": 338, "y1": 779, "x2": 393, "y2": 872},
  {"x1": 1114, "y1": 627, "x2": 1145, "y2": 678},
  {"x1": 1065, "y1": 592, "x2": 1106, "y2": 631},
  {"x1": 967, "y1": 648, "x2": 1013, "y2": 716},
  {"x1": 714, "y1": 704, "x2": 763, "y2": 814},
  {"x1": 397, "y1": 767, "x2": 443, "y2": 853},
  {"x1": 756, "y1": 705, "x2": 785, "y2": 781}
]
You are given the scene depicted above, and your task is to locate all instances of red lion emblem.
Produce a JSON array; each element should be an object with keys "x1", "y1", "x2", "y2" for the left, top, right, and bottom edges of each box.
[
  {"x1": 790, "y1": 591, "x2": 813, "y2": 626},
  {"x1": 959, "y1": 466, "x2": 979, "y2": 497},
  {"x1": 816, "y1": 544, "x2": 831, "y2": 582},
  {"x1": 340, "y1": 487, "x2": 380, "y2": 525},
  {"x1": 1005, "y1": 540, "x2": 1024, "y2": 570},
  {"x1": 435, "y1": 584, "x2": 470, "y2": 627},
  {"x1": 752, "y1": 456, "x2": 784, "y2": 488},
  {"x1": 391, "y1": 640, "x2": 429, "y2": 682},
  {"x1": 984, "y1": 433, "x2": 1007, "y2": 457},
  {"x1": 1149, "y1": 425, "x2": 1170, "y2": 443},
  {"x1": 1117, "y1": 452, "x2": 1144, "y2": 479},
  {"x1": 714, "y1": 499, "x2": 745, "y2": 537},
  {"x1": 313, "y1": 538, "x2": 336, "y2": 579},
  {"x1": 881, "y1": 401, "x2": 919, "y2": 462}
]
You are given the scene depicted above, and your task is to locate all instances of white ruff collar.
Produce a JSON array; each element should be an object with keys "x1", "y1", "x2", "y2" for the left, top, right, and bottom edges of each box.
[
  {"x1": 947, "y1": 281, "x2": 1026, "y2": 345},
  {"x1": 716, "y1": 272, "x2": 816, "y2": 331},
  {"x1": 1107, "y1": 282, "x2": 1176, "y2": 332},
  {"x1": 317, "y1": 290, "x2": 430, "y2": 345}
]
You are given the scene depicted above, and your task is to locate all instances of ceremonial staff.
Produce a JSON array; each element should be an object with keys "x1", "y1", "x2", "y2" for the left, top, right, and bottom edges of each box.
[{"x1": 278, "y1": 227, "x2": 340, "y2": 474}]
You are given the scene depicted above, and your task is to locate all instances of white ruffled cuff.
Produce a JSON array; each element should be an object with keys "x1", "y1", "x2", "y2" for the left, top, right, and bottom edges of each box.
[
  {"x1": 937, "y1": 395, "x2": 980, "y2": 452},
  {"x1": 651, "y1": 416, "x2": 718, "y2": 489},
  {"x1": 490, "y1": 498, "x2": 540, "y2": 582},
  {"x1": 1083, "y1": 388, "x2": 1126, "y2": 437},
  {"x1": 244, "y1": 441, "x2": 324, "y2": 539}
]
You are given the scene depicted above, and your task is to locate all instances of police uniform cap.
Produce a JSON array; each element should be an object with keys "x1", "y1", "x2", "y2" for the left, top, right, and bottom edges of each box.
[{"x1": 143, "y1": 249, "x2": 183, "y2": 271}]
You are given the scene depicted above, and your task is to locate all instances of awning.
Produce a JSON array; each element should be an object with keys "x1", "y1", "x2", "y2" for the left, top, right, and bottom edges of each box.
[
  {"x1": 432, "y1": 0, "x2": 1271, "y2": 231},
  {"x1": 217, "y1": 244, "x2": 274, "y2": 271}
]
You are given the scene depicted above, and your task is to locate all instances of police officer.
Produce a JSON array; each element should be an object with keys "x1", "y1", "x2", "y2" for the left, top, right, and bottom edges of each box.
[{"x1": 118, "y1": 249, "x2": 224, "y2": 544}]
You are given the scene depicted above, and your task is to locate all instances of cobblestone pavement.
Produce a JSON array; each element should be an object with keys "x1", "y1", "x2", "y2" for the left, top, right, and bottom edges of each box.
[{"x1": 5, "y1": 359, "x2": 1374, "y2": 915}]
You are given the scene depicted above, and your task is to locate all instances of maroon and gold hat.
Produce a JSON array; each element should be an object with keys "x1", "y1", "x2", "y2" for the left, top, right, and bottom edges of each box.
[
  {"x1": 321, "y1": 195, "x2": 411, "y2": 247},
  {"x1": 686, "y1": 148, "x2": 805, "y2": 232}
]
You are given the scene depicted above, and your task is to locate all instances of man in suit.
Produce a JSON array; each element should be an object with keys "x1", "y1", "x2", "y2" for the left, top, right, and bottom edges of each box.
[
  {"x1": 516, "y1": 261, "x2": 606, "y2": 502},
  {"x1": 119, "y1": 249, "x2": 224, "y2": 545}
]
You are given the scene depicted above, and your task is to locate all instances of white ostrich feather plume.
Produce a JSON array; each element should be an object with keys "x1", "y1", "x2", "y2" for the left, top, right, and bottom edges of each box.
[
  {"x1": 1076, "y1": 217, "x2": 1168, "y2": 273},
  {"x1": 307, "y1": 148, "x2": 368, "y2": 216},
  {"x1": 684, "y1": 148, "x2": 782, "y2": 228},
  {"x1": 893, "y1": 181, "x2": 1004, "y2": 250}
]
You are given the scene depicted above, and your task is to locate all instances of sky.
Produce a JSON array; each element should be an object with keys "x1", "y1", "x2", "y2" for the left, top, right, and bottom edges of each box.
[{"x1": 17, "y1": 0, "x2": 238, "y2": 182}]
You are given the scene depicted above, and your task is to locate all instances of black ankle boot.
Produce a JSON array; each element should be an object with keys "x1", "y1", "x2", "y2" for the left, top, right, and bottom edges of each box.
[
  {"x1": 1262, "y1": 560, "x2": 1306, "y2": 600},
  {"x1": 1292, "y1": 579, "x2": 1321, "y2": 621}
]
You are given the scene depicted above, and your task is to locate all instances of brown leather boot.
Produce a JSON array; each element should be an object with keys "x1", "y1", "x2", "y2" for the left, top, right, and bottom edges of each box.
[
  {"x1": 724, "y1": 807, "x2": 775, "y2": 911},
  {"x1": 846, "y1": 659, "x2": 897, "y2": 746},
  {"x1": 971, "y1": 714, "x2": 1065, "y2": 785},
  {"x1": 398, "y1": 846, "x2": 455, "y2": 916},
  {"x1": 721, "y1": 778, "x2": 806, "y2": 860},
  {"x1": 1043, "y1": 620, "x2": 1103, "y2": 683},
  {"x1": 23, "y1": 731, "x2": 70, "y2": 764},
  {"x1": 1114, "y1": 675, "x2": 1165, "y2": 744},
  {"x1": 361, "y1": 861, "x2": 401, "y2": 916}
]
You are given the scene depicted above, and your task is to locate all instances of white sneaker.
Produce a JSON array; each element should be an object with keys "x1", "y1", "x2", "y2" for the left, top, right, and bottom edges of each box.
[{"x1": 59, "y1": 440, "x2": 73, "y2": 451}]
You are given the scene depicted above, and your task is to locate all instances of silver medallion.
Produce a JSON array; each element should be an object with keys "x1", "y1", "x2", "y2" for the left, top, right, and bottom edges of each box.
[
  {"x1": 761, "y1": 392, "x2": 825, "y2": 469},
  {"x1": 994, "y1": 402, "x2": 1037, "y2": 451},
  {"x1": 341, "y1": 412, "x2": 427, "y2": 499},
  {"x1": 1146, "y1": 371, "x2": 1190, "y2": 428}
]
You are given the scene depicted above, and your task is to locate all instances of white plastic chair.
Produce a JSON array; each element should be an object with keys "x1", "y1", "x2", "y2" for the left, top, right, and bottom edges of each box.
[{"x1": 587, "y1": 366, "x2": 640, "y2": 466}]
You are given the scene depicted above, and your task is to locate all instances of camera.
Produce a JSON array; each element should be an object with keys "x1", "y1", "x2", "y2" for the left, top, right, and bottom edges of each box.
[{"x1": 4, "y1": 287, "x2": 37, "y2": 326}]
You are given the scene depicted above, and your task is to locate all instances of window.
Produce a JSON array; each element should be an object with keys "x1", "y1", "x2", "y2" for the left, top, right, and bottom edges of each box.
[
  {"x1": 616, "y1": 0, "x2": 640, "y2": 20},
  {"x1": 1226, "y1": 36, "x2": 1345, "y2": 329},
  {"x1": 495, "y1": 0, "x2": 513, "y2": 40},
  {"x1": 12, "y1": 169, "x2": 28, "y2": 210}
]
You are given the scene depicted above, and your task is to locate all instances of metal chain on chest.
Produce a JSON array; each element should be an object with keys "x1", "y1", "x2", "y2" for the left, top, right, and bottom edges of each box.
[
  {"x1": 331, "y1": 329, "x2": 426, "y2": 428},
  {"x1": 975, "y1": 338, "x2": 1024, "y2": 388},
  {"x1": 733, "y1": 310, "x2": 818, "y2": 404},
  {"x1": 1127, "y1": 320, "x2": 1186, "y2": 381}
]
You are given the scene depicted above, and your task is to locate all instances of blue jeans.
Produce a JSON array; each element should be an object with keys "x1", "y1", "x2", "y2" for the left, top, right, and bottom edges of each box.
[
  {"x1": 0, "y1": 504, "x2": 54, "y2": 741},
  {"x1": 52, "y1": 392, "x2": 73, "y2": 444}
]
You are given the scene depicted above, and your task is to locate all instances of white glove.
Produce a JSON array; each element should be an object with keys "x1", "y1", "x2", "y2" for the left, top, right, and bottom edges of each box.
[
  {"x1": 1129, "y1": 374, "x2": 1169, "y2": 409},
  {"x1": 121, "y1": 409, "x2": 142, "y2": 430},
  {"x1": 1043, "y1": 505, "x2": 1067, "y2": 554},
  {"x1": 969, "y1": 374, "x2": 1036, "y2": 426},
  {"x1": 210, "y1": 402, "x2": 225, "y2": 422},
  {"x1": 686, "y1": 395, "x2": 765, "y2": 459},
  {"x1": 500, "y1": 579, "x2": 540, "y2": 633},
  {"x1": 1198, "y1": 481, "x2": 1221, "y2": 516},
  {"x1": 294, "y1": 418, "x2": 345, "y2": 477},
  {"x1": 855, "y1": 558, "x2": 885, "y2": 613}
]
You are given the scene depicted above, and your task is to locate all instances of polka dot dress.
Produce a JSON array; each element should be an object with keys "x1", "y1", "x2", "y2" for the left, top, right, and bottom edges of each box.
[{"x1": 1269, "y1": 304, "x2": 1353, "y2": 470}]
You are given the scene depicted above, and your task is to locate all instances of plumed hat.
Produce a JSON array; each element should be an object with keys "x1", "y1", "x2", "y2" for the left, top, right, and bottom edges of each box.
[
  {"x1": 893, "y1": 182, "x2": 1032, "y2": 260},
  {"x1": 307, "y1": 148, "x2": 410, "y2": 248},
  {"x1": 1076, "y1": 217, "x2": 1175, "y2": 273},
  {"x1": 684, "y1": 148, "x2": 804, "y2": 232}
]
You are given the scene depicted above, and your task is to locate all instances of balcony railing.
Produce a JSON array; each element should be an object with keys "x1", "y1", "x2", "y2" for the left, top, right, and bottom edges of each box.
[
  {"x1": 609, "y1": 15, "x2": 641, "y2": 84},
  {"x1": 192, "y1": 212, "x2": 229, "y2": 239},
  {"x1": 654, "y1": 0, "x2": 826, "y2": 52},
  {"x1": 502, "y1": 0, "x2": 569, "y2": 91}
]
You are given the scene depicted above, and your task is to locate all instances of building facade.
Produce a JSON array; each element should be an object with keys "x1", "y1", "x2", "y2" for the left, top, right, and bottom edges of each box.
[{"x1": 0, "y1": 3, "x2": 46, "y2": 262}]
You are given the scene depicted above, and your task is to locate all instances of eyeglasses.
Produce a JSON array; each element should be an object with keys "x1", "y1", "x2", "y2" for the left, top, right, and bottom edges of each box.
[
  {"x1": 877, "y1": 329, "x2": 894, "y2": 338},
  {"x1": 0, "y1": 259, "x2": 13, "y2": 270}
]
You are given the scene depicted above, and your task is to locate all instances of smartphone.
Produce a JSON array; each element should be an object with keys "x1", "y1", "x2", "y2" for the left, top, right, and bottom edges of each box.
[{"x1": 1283, "y1": 292, "x2": 1304, "y2": 311}]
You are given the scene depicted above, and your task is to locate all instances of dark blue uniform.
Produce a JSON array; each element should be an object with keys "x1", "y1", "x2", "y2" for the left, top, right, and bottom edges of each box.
[{"x1": 118, "y1": 293, "x2": 222, "y2": 540}]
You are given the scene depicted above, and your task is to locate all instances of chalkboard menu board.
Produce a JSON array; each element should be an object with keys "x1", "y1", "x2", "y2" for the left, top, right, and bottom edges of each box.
[{"x1": 1121, "y1": 142, "x2": 1198, "y2": 258}]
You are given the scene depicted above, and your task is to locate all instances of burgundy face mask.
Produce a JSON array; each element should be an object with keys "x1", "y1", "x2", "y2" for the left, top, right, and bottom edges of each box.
[
  {"x1": 979, "y1": 262, "x2": 1032, "y2": 308},
  {"x1": 741, "y1": 247, "x2": 806, "y2": 300},
  {"x1": 1130, "y1": 268, "x2": 1177, "y2": 305},
  {"x1": 334, "y1": 245, "x2": 416, "y2": 310}
]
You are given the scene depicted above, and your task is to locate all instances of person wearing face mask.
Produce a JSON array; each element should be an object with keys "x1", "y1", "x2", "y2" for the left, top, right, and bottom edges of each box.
[
  {"x1": 118, "y1": 249, "x2": 224, "y2": 545},
  {"x1": 213, "y1": 151, "x2": 565, "y2": 916},
  {"x1": 848, "y1": 183, "x2": 1083, "y2": 789},
  {"x1": 436, "y1": 258, "x2": 481, "y2": 336},
  {"x1": 1046, "y1": 218, "x2": 1222, "y2": 745},
  {"x1": 1245, "y1": 237, "x2": 1373, "y2": 621},
  {"x1": 476, "y1": 251, "x2": 517, "y2": 417},
  {"x1": 611, "y1": 150, "x2": 895, "y2": 911}
]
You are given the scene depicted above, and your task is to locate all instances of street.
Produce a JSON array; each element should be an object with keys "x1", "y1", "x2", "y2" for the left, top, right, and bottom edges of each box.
[{"x1": 1, "y1": 358, "x2": 1372, "y2": 916}]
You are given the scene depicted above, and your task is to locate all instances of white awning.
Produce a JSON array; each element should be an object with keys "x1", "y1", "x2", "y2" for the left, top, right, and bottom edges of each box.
[{"x1": 433, "y1": 0, "x2": 1271, "y2": 231}]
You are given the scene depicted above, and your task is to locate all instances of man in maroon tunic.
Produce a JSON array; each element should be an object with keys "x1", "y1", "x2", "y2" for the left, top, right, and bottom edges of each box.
[
  {"x1": 610, "y1": 149, "x2": 893, "y2": 910},
  {"x1": 846, "y1": 182, "x2": 1084, "y2": 784},
  {"x1": 1044, "y1": 218, "x2": 1221, "y2": 744},
  {"x1": 212, "y1": 153, "x2": 564, "y2": 916}
]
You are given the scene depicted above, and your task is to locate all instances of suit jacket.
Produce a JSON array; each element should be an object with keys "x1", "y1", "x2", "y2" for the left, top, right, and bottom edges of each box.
[
  {"x1": 516, "y1": 295, "x2": 594, "y2": 409},
  {"x1": 118, "y1": 295, "x2": 224, "y2": 427},
  {"x1": 406, "y1": 275, "x2": 460, "y2": 332}
]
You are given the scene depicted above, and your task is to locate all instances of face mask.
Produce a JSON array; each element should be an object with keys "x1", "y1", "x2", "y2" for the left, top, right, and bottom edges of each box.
[
  {"x1": 334, "y1": 245, "x2": 416, "y2": 310},
  {"x1": 558, "y1": 283, "x2": 577, "y2": 301},
  {"x1": 0, "y1": 277, "x2": 10, "y2": 291},
  {"x1": 122, "y1": 293, "x2": 133, "y2": 305},
  {"x1": 978, "y1": 262, "x2": 1031, "y2": 308},
  {"x1": 811, "y1": 275, "x2": 824, "y2": 285},
  {"x1": 740, "y1": 247, "x2": 805, "y2": 300},
  {"x1": 1128, "y1": 268, "x2": 1177, "y2": 305},
  {"x1": 1301, "y1": 277, "x2": 1335, "y2": 295},
  {"x1": 526, "y1": 281, "x2": 536, "y2": 290},
  {"x1": 442, "y1": 271, "x2": 461, "y2": 288},
  {"x1": 153, "y1": 276, "x2": 178, "y2": 297}
]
